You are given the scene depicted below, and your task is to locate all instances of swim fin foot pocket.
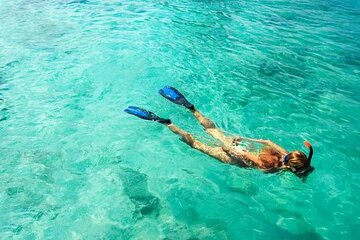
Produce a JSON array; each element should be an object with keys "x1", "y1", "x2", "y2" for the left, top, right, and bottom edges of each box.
[
  {"x1": 159, "y1": 86, "x2": 195, "y2": 110},
  {"x1": 124, "y1": 106, "x2": 171, "y2": 124}
]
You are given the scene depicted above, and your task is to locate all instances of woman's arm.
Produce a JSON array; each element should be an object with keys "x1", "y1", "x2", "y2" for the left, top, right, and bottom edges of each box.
[
  {"x1": 239, "y1": 137, "x2": 268, "y2": 144},
  {"x1": 265, "y1": 141, "x2": 288, "y2": 155}
]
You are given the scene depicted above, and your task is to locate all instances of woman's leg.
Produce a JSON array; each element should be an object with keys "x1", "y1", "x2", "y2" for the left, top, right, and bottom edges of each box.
[
  {"x1": 191, "y1": 109, "x2": 233, "y2": 145},
  {"x1": 167, "y1": 124, "x2": 234, "y2": 164}
]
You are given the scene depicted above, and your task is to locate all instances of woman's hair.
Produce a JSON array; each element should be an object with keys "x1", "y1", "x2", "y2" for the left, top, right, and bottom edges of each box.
[
  {"x1": 260, "y1": 146, "x2": 282, "y2": 158},
  {"x1": 286, "y1": 151, "x2": 310, "y2": 169},
  {"x1": 259, "y1": 146, "x2": 282, "y2": 168}
]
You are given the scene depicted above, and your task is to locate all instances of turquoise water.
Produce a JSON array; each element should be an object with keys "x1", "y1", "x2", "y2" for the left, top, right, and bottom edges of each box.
[{"x1": 1, "y1": 0, "x2": 359, "y2": 239}]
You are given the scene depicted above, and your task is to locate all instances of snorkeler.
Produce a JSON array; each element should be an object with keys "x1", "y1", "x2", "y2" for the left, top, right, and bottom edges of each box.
[{"x1": 124, "y1": 86, "x2": 314, "y2": 179}]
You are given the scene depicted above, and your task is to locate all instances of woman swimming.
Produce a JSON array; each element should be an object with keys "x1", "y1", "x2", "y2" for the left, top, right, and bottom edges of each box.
[{"x1": 124, "y1": 86, "x2": 314, "y2": 179}]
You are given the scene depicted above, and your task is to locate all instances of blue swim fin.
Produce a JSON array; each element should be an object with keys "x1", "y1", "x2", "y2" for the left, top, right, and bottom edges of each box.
[
  {"x1": 124, "y1": 106, "x2": 171, "y2": 124},
  {"x1": 159, "y1": 86, "x2": 195, "y2": 110}
]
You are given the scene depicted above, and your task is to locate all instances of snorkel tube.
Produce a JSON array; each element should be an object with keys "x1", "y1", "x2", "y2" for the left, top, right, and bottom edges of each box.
[
  {"x1": 304, "y1": 141, "x2": 313, "y2": 164},
  {"x1": 295, "y1": 141, "x2": 314, "y2": 179}
]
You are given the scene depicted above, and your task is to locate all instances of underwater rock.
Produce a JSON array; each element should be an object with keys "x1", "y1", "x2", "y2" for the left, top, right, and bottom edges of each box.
[
  {"x1": 119, "y1": 167, "x2": 160, "y2": 218},
  {"x1": 259, "y1": 62, "x2": 280, "y2": 77},
  {"x1": 344, "y1": 53, "x2": 360, "y2": 67},
  {"x1": 68, "y1": 0, "x2": 89, "y2": 4},
  {"x1": 6, "y1": 186, "x2": 25, "y2": 197},
  {"x1": 0, "y1": 107, "x2": 9, "y2": 122}
]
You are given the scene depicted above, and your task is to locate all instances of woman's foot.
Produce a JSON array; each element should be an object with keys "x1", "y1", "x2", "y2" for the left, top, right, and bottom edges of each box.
[
  {"x1": 159, "y1": 86, "x2": 195, "y2": 110},
  {"x1": 124, "y1": 106, "x2": 171, "y2": 124}
]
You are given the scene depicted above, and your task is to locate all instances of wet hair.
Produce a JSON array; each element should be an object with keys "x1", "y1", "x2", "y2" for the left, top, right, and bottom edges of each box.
[
  {"x1": 283, "y1": 142, "x2": 314, "y2": 179},
  {"x1": 259, "y1": 146, "x2": 282, "y2": 169},
  {"x1": 286, "y1": 150, "x2": 310, "y2": 170}
]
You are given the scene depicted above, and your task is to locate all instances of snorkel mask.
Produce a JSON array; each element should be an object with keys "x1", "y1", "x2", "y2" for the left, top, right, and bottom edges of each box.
[{"x1": 283, "y1": 141, "x2": 314, "y2": 179}]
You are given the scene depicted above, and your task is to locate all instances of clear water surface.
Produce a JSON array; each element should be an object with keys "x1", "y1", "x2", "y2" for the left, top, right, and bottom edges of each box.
[{"x1": 0, "y1": 0, "x2": 359, "y2": 239}]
